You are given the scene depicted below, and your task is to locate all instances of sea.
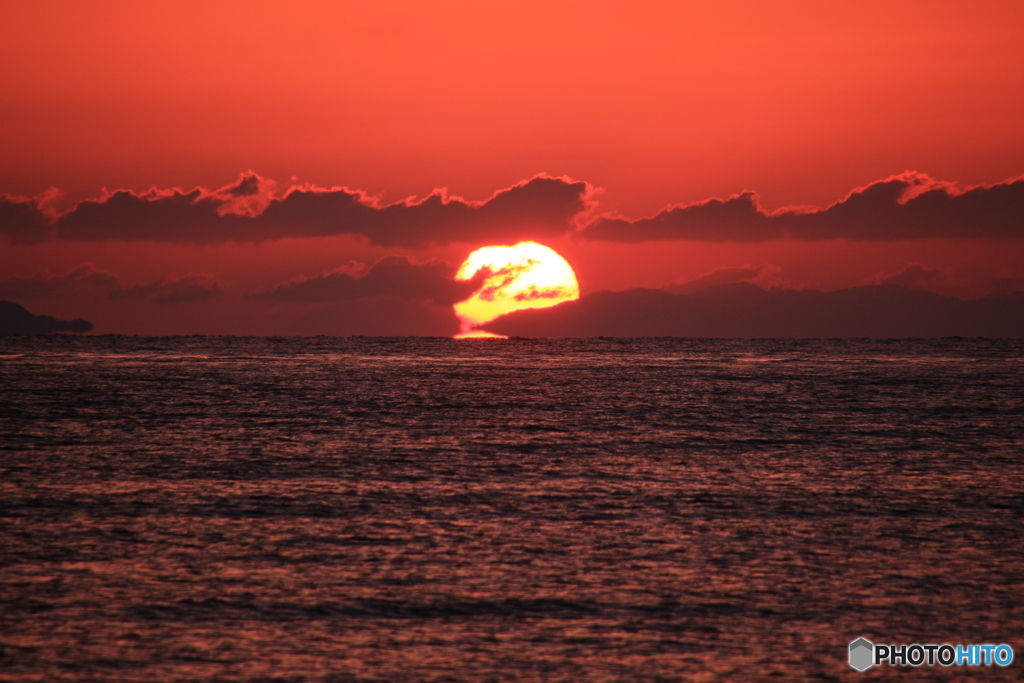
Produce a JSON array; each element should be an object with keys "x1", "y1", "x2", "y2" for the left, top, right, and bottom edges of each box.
[{"x1": 1, "y1": 336, "x2": 1022, "y2": 682}]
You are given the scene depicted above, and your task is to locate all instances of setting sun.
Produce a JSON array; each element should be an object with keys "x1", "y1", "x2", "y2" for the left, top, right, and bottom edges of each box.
[{"x1": 453, "y1": 241, "x2": 580, "y2": 338}]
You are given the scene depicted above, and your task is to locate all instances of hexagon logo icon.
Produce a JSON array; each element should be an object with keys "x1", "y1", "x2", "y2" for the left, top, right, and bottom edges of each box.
[{"x1": 849, "y1": 637, "x2": 874, "y2": 671}]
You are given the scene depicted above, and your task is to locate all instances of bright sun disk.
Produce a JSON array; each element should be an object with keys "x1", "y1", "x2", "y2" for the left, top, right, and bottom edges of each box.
[{"x1": 453, "y1": 241, "x2": 579, "y2": 338}]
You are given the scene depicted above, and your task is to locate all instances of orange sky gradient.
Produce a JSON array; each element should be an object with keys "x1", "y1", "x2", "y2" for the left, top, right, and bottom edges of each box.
[{"x1": 2, "y1": 0, "x2": 1023, "y2": 335}]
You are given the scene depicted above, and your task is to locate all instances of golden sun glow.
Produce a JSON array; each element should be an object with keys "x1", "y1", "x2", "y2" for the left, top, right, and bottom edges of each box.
[{"x1": 453, "y1": 241, "x2": 579, "y2": 339}]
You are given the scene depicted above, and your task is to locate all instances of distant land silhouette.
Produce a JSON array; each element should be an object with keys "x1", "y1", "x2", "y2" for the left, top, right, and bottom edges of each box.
[
  {"x1": 0, "y1": 301, "x2": 93, "y2": 335},
  {"x1": 489, "y1": 283, "x2": 1024, "y2": 338}
]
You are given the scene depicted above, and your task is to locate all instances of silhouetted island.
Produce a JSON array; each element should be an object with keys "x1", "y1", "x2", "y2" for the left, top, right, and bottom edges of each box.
[{"x1": 0, "y1": 300, "x2": 93, "y2": 335}]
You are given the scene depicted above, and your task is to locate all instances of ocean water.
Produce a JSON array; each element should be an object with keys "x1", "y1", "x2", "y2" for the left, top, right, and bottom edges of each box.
[{"x1": 1, "y1": 336, "x2": 1022, "y2": 682}]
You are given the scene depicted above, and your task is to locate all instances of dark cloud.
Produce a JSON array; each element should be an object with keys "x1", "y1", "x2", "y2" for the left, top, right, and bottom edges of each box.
[
  {"x1": 1, "y1": 173, "x2": 593, "y2": 247},
  {"x1": 580, "y1": 173, "x2": 1024, "y2": 243},
  {"x1": 248, "y1": 256, "x2": 477, "y2": 305},
  {"x1": 0, "y1": 265, "x2": 222, "y2": 304},
  {"x1": 489, "y1": 283, "x2": 1024, "y2": 338},
  {"x1": 229, "y1": 173, "x2": 263, "y2": 197},
  {"x1": 0, "y1": 301, "x2": 92, "y2": 335},
  {"x1": 7, "y1": 171, "x2": 1022, "y2": 246},
  {"x1": 583, "y1": 192, "x2": 776, "y2": 243},
  {"x1": 0, "y1": 191, "x2": 60, "y2": 244}
]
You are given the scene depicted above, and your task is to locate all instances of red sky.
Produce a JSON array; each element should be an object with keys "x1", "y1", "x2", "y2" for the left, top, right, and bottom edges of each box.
[{"x1": 2, "y1": 0, "x2": 1023, "y2": 335}]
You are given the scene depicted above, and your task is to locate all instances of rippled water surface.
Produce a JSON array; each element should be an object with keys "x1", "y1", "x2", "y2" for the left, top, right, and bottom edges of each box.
[{"x1": 1, "y1": 337, "x2": 1022, "y2": 681}]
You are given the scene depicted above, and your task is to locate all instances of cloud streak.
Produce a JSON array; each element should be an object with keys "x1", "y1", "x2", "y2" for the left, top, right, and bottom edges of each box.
[
  {"x1": 248, "y1": 256, "x2": 476, "y2": 305},
  {"x1": 873, "y1": 263, "x2": 950, "y2": 289},
  {"x1": 0, "y1": 265, "x2": 222, "y2": 304},
  {"x1": 0, "y1": 265, "x2": 120, "y2": 299},
  {"x1": 109, "y1": 274, "x2": 223, "y2": 304},
  {"x1": 664, "y1": 263, "x2": 783, "y2": 294}
]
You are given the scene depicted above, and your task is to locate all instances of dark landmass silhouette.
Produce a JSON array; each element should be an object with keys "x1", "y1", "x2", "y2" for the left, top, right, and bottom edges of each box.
[
  {"x1": 488, "y1": 283, "x2": 1024, "y2": 338},
  {"x1": 0, "y1": 301, "x2": 93, "y2": 335}
]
